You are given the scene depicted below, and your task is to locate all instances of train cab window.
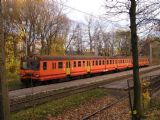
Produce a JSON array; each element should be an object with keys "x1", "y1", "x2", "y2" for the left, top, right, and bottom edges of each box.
[
  {"x1": 74, "y1": 61, "x2": 76, "y2": 67},
  {"x1": 99, "y1": 60, "x2": 101, "y2": 65},
  {"x1": 92, "y1": 61, "x2": 94, "y2": 66},
  {"x1": 96, "y1": 60, "x2": 98, "y2": 65},
  {"x1": 58, "y1": 62, "x2": 63, "y2": 69},
  {"x1": 43, "y1": 62, "x2": 47, "y2": 70},
  {"x1": 78, "y1": 61, "x2": 81, "y2": 67}
]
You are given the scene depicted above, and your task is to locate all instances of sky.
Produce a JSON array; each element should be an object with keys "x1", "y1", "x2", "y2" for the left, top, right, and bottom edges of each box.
[
  {"x1": 60, "y1": 0, "x2": 129, "y2": 29},
  {"x1": 61, "y1": 0, "x2": 106, "y2": 22}
]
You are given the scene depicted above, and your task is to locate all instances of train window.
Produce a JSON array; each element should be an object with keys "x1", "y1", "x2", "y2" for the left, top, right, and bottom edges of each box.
[
  {"x1": 74, "y1": 61, "x2": 76, "y2": 67},
  {"x1": 110, "y1": 60, "x2": 112, "y2": 64},
  {"x1": 58, "y1": 62, "x2": 63, "y2": 69},
  {"x1": 43, "y1": 62, "x2": 47, "y2": 70},
  {"x1": 113, "y1": 60, "x2": 114, "y2": 64},
  {"x1": 83, "y1": 61, "x2": 85, "y2": 66},
  {"x1": 115, "y1": 60, "x2": 117, "y2": 64},
  {"x1": 92, "y1": 61, "x2": 94, "y2": 66},
  {"x1": 103, "y1": 60, "x2": 105, "y2": 65},
  {"x1": 99, "y1": 60, "x2": 101, "y2": 65},
  {"x1": 78, "y1": 61, "x2": 81, "y2": 67},
  {"x1": 106, "y1": 60, "x2": 109, "y2": 64},
  {"x1": 96, "y1": 60, "x2": 98, "y2": 65}
]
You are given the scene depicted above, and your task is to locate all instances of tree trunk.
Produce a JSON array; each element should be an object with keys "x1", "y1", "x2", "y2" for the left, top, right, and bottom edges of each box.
[
  {"x1": 129, "y1": 0, "x2": 142, "y2": 119},
  {"x1": 0, "y1": 0, "x2": 10, "y2": 119},
  {"x1": 27, "y1": 45, "x2": 31, "y2": 56}
]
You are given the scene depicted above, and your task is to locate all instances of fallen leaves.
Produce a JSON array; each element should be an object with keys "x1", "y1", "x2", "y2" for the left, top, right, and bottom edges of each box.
[{"x1": 47, "y1": 94, "x2": 131, "y2": 120}]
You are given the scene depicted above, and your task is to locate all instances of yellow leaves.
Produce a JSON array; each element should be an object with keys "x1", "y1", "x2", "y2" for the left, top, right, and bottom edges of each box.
[
  {"x1": 133, "y1": 110, "x2": 137, "y2": 115},
  {"x1": 5, "y1": 34, "x2": 20, "y2": 73},
  {"x1": 142, "y1": 79, "x2": 151, "y2": 110},
  {"x1": 19, "y1": 27, "x2": 26, "y2": 39},
  {"x1": 50, "y1": 37, "x2": 65, "y2": 56},
  {"x1": 129, "y1": 110, "x2": 137, "y2": 115}
]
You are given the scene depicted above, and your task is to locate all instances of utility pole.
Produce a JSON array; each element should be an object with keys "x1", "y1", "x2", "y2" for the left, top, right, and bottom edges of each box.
[
  {"x1": 149, "y1": 43, "x2": 152, "y2": 65},
  {"x1": 0, "y1": 0, "x2": 10, "y2": 119}
]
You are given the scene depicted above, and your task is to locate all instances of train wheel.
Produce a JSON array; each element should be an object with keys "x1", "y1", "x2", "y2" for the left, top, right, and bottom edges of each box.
[
  {"x1": 21, "y1": 79, "x2": 33, "y2": 87},
  {"x1": 34, "y1": 81, "x2": 42, "y2": 86},
  {"x1": 86, "y1": 73, "x2": 91, "y2": 78},
  {"x1": 66, "y1": 75, "x2": 71, "y2": 81}
]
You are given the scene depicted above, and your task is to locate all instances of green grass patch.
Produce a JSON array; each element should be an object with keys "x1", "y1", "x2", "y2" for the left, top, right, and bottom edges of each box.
[
  {"x1": 7, "y1": 72, "x2": 23, "y2": 90},
  {"x1": 11, "y1": 88, "x2": 107, "y2": 120}
]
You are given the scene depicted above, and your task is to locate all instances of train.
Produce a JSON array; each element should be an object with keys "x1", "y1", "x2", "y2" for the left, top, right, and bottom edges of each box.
[{"x1": 20, "y1": 55, "x2": 149, "y2": 85}]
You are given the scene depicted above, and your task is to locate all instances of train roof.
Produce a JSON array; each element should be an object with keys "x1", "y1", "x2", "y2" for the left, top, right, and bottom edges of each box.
[{"x1": 21, "y1": 55, "x2": 148, "y2": 61}]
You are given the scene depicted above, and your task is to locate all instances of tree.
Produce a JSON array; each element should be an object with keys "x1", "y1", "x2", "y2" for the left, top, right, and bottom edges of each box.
[
  {"x1": 105, "y1": 0, "x2": 160, "y2": 119},
  {"x1": 0, "y1": 0, "x2": 10, "y2": 119},
  {"x1": 85, "y1": 16, "x2": 100, "y2": 54},
  {"x1": 115, "y1": 30, "x2": 131, "y2": 56},
  {"x1": 72, "y1": 24, "x2": 84, "y2": 54},
  {"x1": 129, "y1": 0, "x2": 142, "y2": 119}
]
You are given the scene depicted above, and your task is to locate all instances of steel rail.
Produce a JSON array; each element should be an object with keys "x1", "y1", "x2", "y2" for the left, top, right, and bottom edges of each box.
[
  {"x1": 10, "y1": 70, "x2": 160, "y2": 112},
  {"x1": 81, "y1": 95, "x2": 128, "y2": 120}
]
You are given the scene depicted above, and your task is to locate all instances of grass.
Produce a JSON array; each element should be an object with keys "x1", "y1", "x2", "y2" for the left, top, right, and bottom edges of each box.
[
  {"x1": 11, "y1": 88, "x2": 107, "y2": 120},
  {"x1": 6, "y1": 72, "x2": 23, "y2": 90}
]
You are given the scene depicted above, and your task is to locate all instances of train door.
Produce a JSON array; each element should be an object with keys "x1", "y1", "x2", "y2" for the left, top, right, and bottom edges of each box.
[{"x1": 66, "y1": 61, "x2": 71, "y2": 75}]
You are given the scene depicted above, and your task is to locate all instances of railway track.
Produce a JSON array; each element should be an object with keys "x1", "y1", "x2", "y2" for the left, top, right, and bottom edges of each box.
[
  {"x1": 10, "y1": 66, "x2": 160, "y2": 112},
  {"x1": 81, "y1": 75, "x2": 160, "y2": 120},
  {"x1": 81, "y1": 95, "x2": 129, "y2": 120}
]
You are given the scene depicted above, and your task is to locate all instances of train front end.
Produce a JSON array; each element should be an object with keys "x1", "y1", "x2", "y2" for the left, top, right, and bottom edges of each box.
[{"x1": 20, "y1": 56, "x2": 40, "y2": 85}]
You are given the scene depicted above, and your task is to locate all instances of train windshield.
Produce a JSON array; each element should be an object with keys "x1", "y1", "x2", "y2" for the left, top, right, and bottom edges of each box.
[{"x1": 21, "y1": 60, "x2": 40, "y2": 70}]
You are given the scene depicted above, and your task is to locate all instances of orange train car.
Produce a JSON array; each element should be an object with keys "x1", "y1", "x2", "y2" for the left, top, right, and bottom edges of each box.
[{"x1": 20, "y1": 55, "x2": 149, "y2": 85}]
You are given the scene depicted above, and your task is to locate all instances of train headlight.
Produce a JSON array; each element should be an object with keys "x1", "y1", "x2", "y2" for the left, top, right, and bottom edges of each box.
[
  {"x1": 20, "y1": 74, "x2": 25, "y2": 77},
  {"x1": 35, "y1": 74, "x2": 39, "y2": 77}
]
